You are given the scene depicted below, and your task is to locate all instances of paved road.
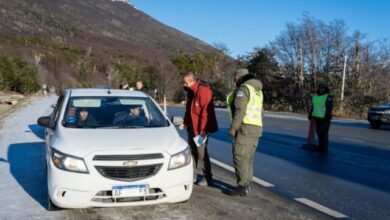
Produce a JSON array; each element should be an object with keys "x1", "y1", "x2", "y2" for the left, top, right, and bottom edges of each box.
[
  {"x1": 168, "y1": 106, "x2": 390, "y2": 220},
  {"x1": 0, "y1": 97, "x2": 328, "y2": 220}
]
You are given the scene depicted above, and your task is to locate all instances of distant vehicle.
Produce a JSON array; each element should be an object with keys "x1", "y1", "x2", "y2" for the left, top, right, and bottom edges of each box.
[
  {"x1": 367, "y1": 103, "x2": 390, "y2": 129},
  {"x1": 37, "y1": 89, "x2": 192, "y2": 210}
]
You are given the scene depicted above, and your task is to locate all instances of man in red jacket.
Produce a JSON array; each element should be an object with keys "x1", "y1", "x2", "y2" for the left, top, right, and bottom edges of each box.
[{"x1": 180, "y1": 72, "x2": 218, "y2": 186}]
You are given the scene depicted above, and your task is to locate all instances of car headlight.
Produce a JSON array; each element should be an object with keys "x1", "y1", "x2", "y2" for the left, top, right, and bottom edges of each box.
[
  {"x1": 50, "y1": 148, "x2": 89, "y2": 173},
  {"x1": 384, "y1": 110, "x2": 390, "y2": 114},
  {"x1": 168, "y1": 146, "x2": 191, "y2": 170}
]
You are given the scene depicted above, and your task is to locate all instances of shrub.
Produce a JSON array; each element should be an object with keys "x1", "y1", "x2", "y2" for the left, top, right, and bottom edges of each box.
[{"x1": 0, "y1": 56, "x2": 40, "y2": 94}]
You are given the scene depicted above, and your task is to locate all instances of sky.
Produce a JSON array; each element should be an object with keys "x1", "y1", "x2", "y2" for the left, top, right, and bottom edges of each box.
[{"x1": 130, "y1": 0, "x2": 390, "y2": 57}]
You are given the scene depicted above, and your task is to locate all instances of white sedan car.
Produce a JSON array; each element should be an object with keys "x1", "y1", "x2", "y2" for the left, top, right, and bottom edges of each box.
[{"x1": 37, "y1": 89, "x2": 193, "y2": 210}]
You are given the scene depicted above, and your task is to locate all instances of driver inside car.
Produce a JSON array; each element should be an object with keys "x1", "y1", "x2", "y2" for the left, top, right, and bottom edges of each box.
[{"x1": 113, "y1": 106, "x2": 148, "y2": 127}]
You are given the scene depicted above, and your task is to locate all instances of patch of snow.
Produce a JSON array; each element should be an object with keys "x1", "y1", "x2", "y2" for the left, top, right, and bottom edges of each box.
[{"x1": 110, "y1": 0, "x2": 138, "y2": 9}]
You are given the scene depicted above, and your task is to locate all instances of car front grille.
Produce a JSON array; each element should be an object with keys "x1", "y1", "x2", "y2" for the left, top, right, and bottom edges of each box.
[
  {"x1": 95, "y1": 164, "x2": 163, "y2": 181},
  {"x1": 93, "y1": 153, "x2": 164, "y2": 161}
]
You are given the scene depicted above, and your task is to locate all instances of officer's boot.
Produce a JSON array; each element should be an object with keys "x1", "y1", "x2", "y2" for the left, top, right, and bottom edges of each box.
[{"x1": 229, "y1": 186, "x2": 249, "y2": 196}]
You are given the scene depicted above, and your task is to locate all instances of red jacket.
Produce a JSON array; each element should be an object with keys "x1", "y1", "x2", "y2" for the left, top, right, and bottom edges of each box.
[{"x1": 183, "y1": 80, "x2": 218, "y2": 136}]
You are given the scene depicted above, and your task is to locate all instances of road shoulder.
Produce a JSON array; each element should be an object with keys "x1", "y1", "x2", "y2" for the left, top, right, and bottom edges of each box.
[{"x1": 0, "y1": 96, "x2": 31, "y2": 127}]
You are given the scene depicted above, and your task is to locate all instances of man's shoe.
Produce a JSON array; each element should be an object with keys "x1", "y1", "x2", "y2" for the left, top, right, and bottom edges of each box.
[
  {"x1": 229, "y1": 186, "x2": 249, "y2": 196},
  {"x1": 196, "y1": 178, "x2": 208, "y2": 186},
  {"x1": 206, "y1": 179, "x2": 214, "y2": 187}
]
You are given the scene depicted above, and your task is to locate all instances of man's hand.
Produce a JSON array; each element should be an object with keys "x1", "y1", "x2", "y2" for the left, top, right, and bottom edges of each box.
[
  {"x1": 179, "y1": 123, "x2": 186, "y2": 130},
  {"x1": 200, "y1": 131, "x2": 207, "y2": 137},
  {"x1": 228, "y1": 129, "x2": 236, "y2": 137}
]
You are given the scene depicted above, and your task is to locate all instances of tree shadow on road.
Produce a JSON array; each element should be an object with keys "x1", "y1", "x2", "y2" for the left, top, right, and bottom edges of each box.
[
  {"x1": 260, "y1": 132, "x2": 390, "y2": 193},
  {"x1": 211, "y1": 179, "x2": 236, "y2": 195},
  {"x1": 7, "y1": 141, "x2": 47, "y2": 209},
  {"x1": 332, "y1": 121, "x2": 390, "y2": 130},
  {"x1": 212, "y1": 128, "x2": 390, "y2": 194},
  {"x1": 194, "y1": 174, "x2": 236, "y2": 194},
  {"x1": 28, "y1": 124, "x2": 45, "y2": 140}
]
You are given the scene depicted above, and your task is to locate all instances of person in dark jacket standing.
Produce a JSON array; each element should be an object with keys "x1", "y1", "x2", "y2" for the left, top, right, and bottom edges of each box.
[
  {"x1": 308, "y1": 83, "x2": 333, "y2": 153},
  {"x1": 180, "y1": 72, "x2": 218, "y2": 186},
  {"x1": 227, "y1": 69, "x2": 263, "y2": 196}
]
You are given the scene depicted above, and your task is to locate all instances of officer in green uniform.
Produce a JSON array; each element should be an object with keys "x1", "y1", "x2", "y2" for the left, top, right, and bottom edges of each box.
[
  {"x1": 308, "y1": 83, "x2": 333, "y2": 153},
  {"x1": 227, "y1": 69, "x2": 263, "y2": 196}
]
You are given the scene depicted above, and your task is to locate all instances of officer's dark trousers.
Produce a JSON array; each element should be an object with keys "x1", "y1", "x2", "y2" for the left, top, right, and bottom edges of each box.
[
  {"x1": 188, "y1": 127, "x2": 212, "y2": 181},
  {"x1": 233, "y1": 128, "x2": 261, "y2": 187},
  {"x1": 315, "y1": 119, "x2": 331, "y2": 151}
]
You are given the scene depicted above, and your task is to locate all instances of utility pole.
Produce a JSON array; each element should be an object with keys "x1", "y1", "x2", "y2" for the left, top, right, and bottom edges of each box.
[
  {"x1": 163, "y1": 94, "x2": 167, "y2": 114},
  {"x1": 340, "y1": 55, "x2": 347, "y2": 112}
]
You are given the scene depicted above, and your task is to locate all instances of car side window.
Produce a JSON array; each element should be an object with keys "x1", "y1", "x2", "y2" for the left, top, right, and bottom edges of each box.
[{"x1": 52, "y1": 95, "x2": 65, "y2": 125}]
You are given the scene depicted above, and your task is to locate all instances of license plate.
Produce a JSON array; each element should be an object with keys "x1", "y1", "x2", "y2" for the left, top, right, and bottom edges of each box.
[
  {"x1": 112, "y1": 184, "x2": 149, "y2": 198},
  {"x1": 371, "y1": 115, "x2": 379, "y2": 120}
]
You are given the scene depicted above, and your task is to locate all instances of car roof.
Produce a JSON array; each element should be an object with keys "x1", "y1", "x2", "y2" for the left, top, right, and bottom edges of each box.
[{"x1": 66, "y1": 88, "x2": 149, "y2": 98}]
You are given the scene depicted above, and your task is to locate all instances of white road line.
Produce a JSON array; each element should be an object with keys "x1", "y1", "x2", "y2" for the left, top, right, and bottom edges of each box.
[
  {"x1": 341, "y1": 137, "x2": 364, "y2": 143},
  {"x1": 210, "y1": 158, "x2": 348, "y2": 219},
  {"x1": 282, "y1": 127, "x2": 296, "y2": 131},
  {"x1": 295, "y1": 198, "x2": 348, "y2": 219}
]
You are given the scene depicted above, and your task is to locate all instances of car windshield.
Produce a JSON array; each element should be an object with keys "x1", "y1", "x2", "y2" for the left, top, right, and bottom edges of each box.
[{"x1": 62, "y1": 96, "x2": 169, "y2": 129}]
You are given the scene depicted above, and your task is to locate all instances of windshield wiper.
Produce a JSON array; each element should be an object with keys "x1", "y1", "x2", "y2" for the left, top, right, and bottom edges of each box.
[
  {"x1": 145, "y1": 124, "x2": 165, "y2": 128},
  {"x1": 95, "y1": 125, "x2": 123, "y2": 129},
  {"x1": 120, "y1": 125, "x2": 145, "y2": 128},
  {"x1": 96, "y1": 125, "x2": 146, "y2": 129}
]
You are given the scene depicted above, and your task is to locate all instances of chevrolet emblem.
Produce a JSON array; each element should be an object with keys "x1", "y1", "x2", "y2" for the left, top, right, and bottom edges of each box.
[{"x1": 123, "y1": 160, "x2": 138, "y2": 166}]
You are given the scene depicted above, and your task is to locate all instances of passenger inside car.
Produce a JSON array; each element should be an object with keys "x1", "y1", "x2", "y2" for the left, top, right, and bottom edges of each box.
[{"x1": 76, "y1": 108, "x2": 98, "y2": 128}]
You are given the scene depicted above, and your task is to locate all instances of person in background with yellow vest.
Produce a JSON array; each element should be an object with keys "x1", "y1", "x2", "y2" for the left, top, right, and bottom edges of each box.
[
  {"x1": 227, "y1": 69, "x2": 263, "y2": 196},
  {"x1": 308, "y1": 83, "x2": 333, "y2": 153}
]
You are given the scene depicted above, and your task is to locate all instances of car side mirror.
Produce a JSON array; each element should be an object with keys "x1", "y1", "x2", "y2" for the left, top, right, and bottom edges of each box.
[
  {"x1": 37, "y1": 116, "x2": 53, "y2": 129},
  {"x1": 171, "y1": 116, "x2": 183, "y2": 126}
]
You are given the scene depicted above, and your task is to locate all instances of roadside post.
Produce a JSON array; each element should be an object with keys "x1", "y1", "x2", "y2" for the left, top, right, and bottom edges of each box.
[
  {"x1": 163, "y1": 94, "x2": 167, "y2": 114},
  {"x1": 340, "y1": 55, "x2": 347, "y2": 112}
]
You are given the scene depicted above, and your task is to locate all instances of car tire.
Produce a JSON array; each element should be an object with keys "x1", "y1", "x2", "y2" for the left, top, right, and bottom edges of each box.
[
  {"x1": 47, "y1": 198, "x2": 61, "y2": 211},
  {"x1": 370, "y1": 121, "x2": 381, "y2": 129}
]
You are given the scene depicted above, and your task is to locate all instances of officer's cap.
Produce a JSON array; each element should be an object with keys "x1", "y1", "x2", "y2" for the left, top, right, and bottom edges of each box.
[{"x1": 234, "y1": 69, "x2": 249, "y2": 79}]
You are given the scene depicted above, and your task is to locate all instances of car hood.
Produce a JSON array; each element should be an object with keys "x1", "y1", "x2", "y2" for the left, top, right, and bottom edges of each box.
[
  {"x1": 370, "y1": 105, "x2": 390, "y2": 111},
  {"x1": 53, "y1": 126, "x2": 187, "y2": 157}
]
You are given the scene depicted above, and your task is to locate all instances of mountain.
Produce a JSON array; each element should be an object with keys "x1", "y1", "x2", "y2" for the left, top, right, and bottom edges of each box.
[{"x1": 0, "y1": 0, "x2": 223, "y2": 93}]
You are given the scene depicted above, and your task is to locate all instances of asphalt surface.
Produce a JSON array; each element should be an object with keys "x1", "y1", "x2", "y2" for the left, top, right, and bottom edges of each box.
[
  {"x1": 168, "y1": 106, "x2": 390, "y2": 220},
  {"x1": 0, "y1": 97, "x2": 328, "y2": 220}
]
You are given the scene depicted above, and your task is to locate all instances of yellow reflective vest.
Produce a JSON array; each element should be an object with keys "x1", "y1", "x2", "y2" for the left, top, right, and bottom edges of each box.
[{"x1": 227, "y1": 84, "x2": 263, "y2": 127}]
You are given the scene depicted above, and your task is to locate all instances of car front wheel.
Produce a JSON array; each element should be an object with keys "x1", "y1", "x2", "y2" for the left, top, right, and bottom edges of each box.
[
  {"x1": 47, "y1": 197, "x2": 61, "y2": 211},
  {"x1": 370, "y1": 121, "x2": 381, "y2": 129}
]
